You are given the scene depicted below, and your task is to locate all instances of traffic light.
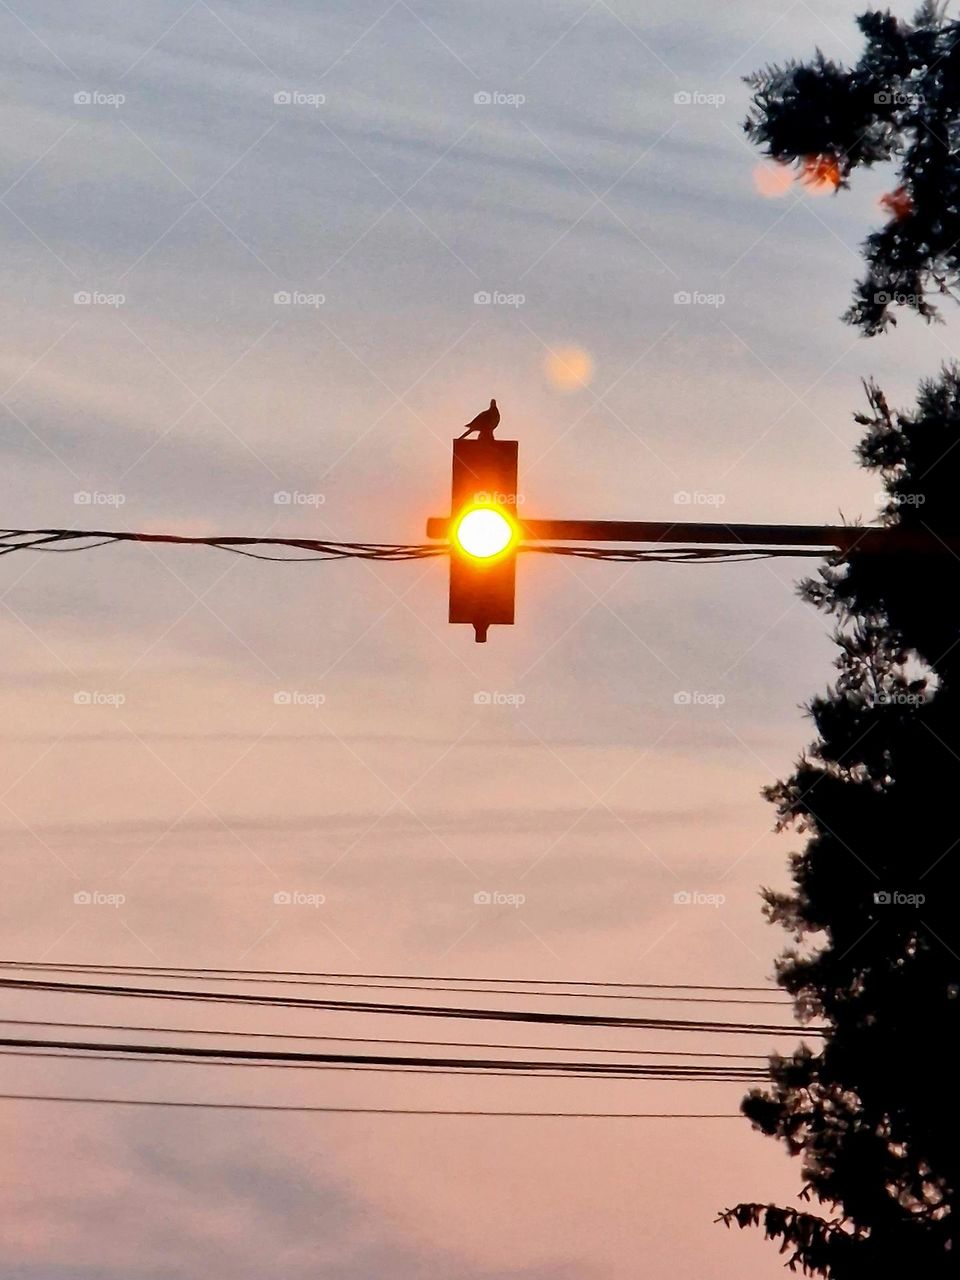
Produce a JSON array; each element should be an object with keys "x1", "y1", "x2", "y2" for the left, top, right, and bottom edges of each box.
[{"x1": 444, "y1": 437, "x2": 519, "y2": 642}]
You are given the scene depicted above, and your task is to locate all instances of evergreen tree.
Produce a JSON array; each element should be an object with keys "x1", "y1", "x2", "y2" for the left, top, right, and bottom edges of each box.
[
  {"x1": 745, "y1": 2, "x2": 960, "y2": 334},
  {"x1": 721, "y1": 6, "x2": 960, "y2": 1272},
  {"x1": 720, "y1": 370, "x2": 960, "y2": 1275}
]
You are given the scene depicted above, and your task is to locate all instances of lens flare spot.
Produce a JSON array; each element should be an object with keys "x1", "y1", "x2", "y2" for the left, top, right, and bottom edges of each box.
[
  {"x1": 545, "y1": 346, "x2": 594, "y2": 391},
  {"x1": 753, "y1": 162, "x2": 793, "y2": 197},
  {"x1": 454, "y1": 507, "x2": 516, "y2": 559}
]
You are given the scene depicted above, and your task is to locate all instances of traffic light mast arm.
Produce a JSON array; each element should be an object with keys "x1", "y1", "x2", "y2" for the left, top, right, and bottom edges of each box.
[{"x1": 427, "y1": 517, "x2": 957, "y2": 556}]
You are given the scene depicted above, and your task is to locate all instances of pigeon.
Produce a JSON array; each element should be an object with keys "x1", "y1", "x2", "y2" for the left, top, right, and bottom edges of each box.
[{"x1": 457, "y1": 399, "x2": 500, "y2": 442}]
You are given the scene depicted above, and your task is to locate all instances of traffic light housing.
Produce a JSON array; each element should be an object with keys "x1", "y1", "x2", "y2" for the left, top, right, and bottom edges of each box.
[{"x1": 445, "y1": 438, "x2": 519, "y2": 642}]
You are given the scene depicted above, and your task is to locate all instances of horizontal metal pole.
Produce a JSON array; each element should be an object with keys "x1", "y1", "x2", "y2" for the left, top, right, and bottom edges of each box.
[{"x1": 426, "y1": 517, "x2": 959, "y2": 554}]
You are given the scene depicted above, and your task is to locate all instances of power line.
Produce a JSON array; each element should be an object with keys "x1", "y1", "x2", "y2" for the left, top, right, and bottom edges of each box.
[
  {"x1": 0, "y1": 1047, "x2": 765, "y2": 1082},
  {"x1": 0, "y1": 976, "x2": 825, "y2": 1035},
  {"x1": 0, "y1": 528, "x2": 834, "y2": 565},
  {"x1": 0, "y1": 1017, "x2": 771, "y2": 1060},
  {"x1": 0, "y1": 1092, "x2": 743, "y2": 1117},
  {"x1": 0, "y1": 529, "x2": 445, "y2": 562},
  {"x1": 0, "y1": 962, "x2": 787, "y2": 1005},
  {"x1": 0, "y1": 1034, "x2": 766, "y2": 1077},
  {"x1": 0, "y1": 959, "x2": 781, "y2": 993}
]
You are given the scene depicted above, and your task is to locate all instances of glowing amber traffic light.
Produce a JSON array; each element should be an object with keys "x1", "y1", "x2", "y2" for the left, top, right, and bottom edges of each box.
[
  {"x1": 453, "y1": 505, "x2": 518, "y2": 560},
  {"x1": 443, "y1": 437, "x2": 519, "y2": 642}
]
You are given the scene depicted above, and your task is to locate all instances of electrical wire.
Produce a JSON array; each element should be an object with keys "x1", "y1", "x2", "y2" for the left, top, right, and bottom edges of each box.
[
  {"x1": 0, "y1": 528, "x2": 827, "y2": 564},
  {"x1": 0, "y1": 962, "x2": 788, "y2": 1005},
  {"x1": 0, "y1": 976, "x2": 826, "y2": 1035},
  {"x1": 0, "y1": 960, "x2": 782, "y2": 993},
  {"x1": 0, "y1": 1039, "x2": 766, "y2": 1081},
  {"x1": 0, "y1": 1018, "x2": 772, "y2": 1060},
  {"x1": 0, "y1": 1092, "x2": 742, "y2": 1117}
]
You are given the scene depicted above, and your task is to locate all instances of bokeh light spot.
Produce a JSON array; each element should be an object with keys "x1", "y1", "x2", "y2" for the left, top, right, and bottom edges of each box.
[
  {"x1": 545, "y1": 346, "x2": 594, "y2": 391},
  {"x1": 753, "y1": 162, "x2": 793, "y2": 198}
]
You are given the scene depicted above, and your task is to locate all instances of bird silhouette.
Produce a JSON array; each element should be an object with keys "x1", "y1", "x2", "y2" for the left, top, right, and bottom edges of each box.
[{"x1": 457, "y1": 399, "x2": 500, "y2": 442}]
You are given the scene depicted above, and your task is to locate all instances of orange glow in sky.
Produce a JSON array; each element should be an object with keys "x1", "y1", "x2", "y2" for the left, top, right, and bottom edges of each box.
[
  {"x1": 753, "y1": 155, "x2": 841, "y2": 198},
  {"x1": 544, "y1": 345, "x2": 594, "y2": 391},
  {"x1": 753, "y1": 162, "x2": 793, "y2": 197}
]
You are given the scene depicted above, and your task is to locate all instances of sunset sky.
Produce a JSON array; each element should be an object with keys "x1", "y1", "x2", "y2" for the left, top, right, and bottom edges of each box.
[{"x1": 0, "y1": 2, "x2": 946, "y2": 1277}]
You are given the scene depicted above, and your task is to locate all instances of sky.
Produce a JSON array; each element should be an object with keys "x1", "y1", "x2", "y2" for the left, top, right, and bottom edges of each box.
[{"x1": 0, "y1": 1, "x2": 950, "y2": 1277}]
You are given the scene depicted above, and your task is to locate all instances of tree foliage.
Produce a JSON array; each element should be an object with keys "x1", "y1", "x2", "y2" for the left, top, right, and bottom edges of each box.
[
  {"x1": 719, "y1": 369, "x2": 960, "y2": 1275},
  {"x1": 745, "y1": 2, "x2": 960, "y2": 333}
]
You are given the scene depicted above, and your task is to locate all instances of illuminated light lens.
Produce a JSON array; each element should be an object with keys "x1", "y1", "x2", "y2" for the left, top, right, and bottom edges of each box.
[{"x1": 454, "y1": 506, "x2": 517, "y2": 559}]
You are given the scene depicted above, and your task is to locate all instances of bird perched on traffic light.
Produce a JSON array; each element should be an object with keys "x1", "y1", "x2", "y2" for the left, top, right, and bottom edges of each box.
[{"x1": 457, "y1": 399, "x2": 499, "y2": 441}]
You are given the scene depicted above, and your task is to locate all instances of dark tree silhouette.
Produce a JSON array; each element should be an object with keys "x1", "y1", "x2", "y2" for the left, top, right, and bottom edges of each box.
[
  {"x1": 744, "y1": 2, "x2": 960, "y2": 334},
  {"x1": 722, "y1": 10, "x2": 960, "y2": 1272},
  {"x1": 719, "y1": 370, "x2": 960, "y2": 1274}
]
